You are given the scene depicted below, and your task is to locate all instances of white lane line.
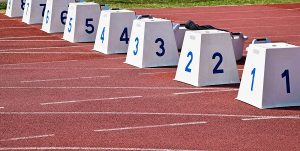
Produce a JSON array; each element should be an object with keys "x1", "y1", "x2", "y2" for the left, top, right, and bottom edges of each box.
[
  {"x1": 0, "y1": 107, "x2": 4, "y2": 109},
  {"x1": 242, "y1": 116, "x2": 300, "y2": 121},
  {"x1": 0, "y1": 27, "x2": 33, "y2": 30},
  {"x1": 173, "y1": 89, "x2": 239, "y2": 95},
  {"x1": 0, "y1": 35, "x2": 57, "y2": 40},
  {"x1": 21, "y1": 76, "x2": 110, "y2": 83},
  {"x1": 0, "y1": 45, "x2": 93, "y2": 52},
  {"x1": 179, "y1": 15, "x2": 300, "y2": 22},
  {"x1": 1, "y1": 111, "x2": 299, "y2": 120},
  {"x1": 94, "y1": 121, "x2": 207, "y2": 132},
  {"x1": 0, "y1": 86, "x2": 240, "y2": 90},
  {"x1": 0, "y1": 19, "x2": 20, "y2": 21},
  {"x1": 0, "y1": 147, "x2": 200, "y2": 151},
  {"x1": 0, "y1": 52, "x2": 98, "y2": 54},
  {"x1": 228, "y1": 24, "x2": 300, "y2": 30},
  {"x1": 0, "y1": 134, "x2": 54, "y2": 142},
  {"x1": 0, "y1": 67, "x2": 143, "y2": 70},
  {"x1": 139, "y1": 71, "x2": 175, "y2": 75},
  {"x1": 0, "y1": 39, "x2": 64, "y2": 42},
  {"x1": 40, "y1": 96, "x2": 143, "y2": 105}
]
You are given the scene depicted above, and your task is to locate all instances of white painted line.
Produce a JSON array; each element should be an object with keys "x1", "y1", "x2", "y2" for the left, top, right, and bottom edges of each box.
[
  {"x1": 0, "y1": 67, "x2": 142, "y2": 70},
  {"x1": 228, "y1": 24, "x2": 300, "y2": 30},
  {"x1": 0, "y1": 107, "x2": 4, "y2": 109},
  {"x1": 0, "y1": 134, "x2": 54, "y2": 142},
  {"x1": 0, "y1": 45, "x2": 93, "y2": 52},
  {"x1": 0, "y1": 147, "x2": 200, "y2": 151},
  {"x1": 139, "y1": 71, "x2": 175, "y2": 75},
  {"x1": 0, "y1": 52, "x2": 98, "y2": 54},
  {"x1": 0, "y1": 19, "x2": 20, "y2": 21},
  {"x1": 95, "y1": 121, "x2": 207, "y2": 132},
  {"x1": 21, "y1": 76, "x2": 110, "y2": 83},
  {"x1": 1, "y1": 111, "x2": 299, "y2": 120},
  {"x1": 0, "y1": 27, "x2": 33, "y2": 30},
  {"x1": 103, "y1": 56, "x2": 126, "y2": 60},
  {"x1": 179, "y1": 15, "x2": 300, "y2": 22},
  {"x1": 242, "y1": 116, "x2": 300, "y2": 121},
  {"x1": 0, "y1": 39, "x2": 64, "y2": 42},
  {"x1": 238, "y1": 69, "x2": 243, "y2": 71},
  {"x1": 173, "y1": 89, "x2": 239, "y2": 95},
  {"x1": 0, "y1": 86, "x2": 241, "y2": 90},
  {"x1": 40, "y1": 96, "x2": 143, "y2": 105},
  {"x1": 0, "y1": 35, "x2": 57, "y2": 40}
]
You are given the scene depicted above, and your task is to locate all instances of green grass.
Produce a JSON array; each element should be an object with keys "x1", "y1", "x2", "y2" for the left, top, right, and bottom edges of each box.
[
  {"x1": 0, "y1": 2, "x2": 6, "y2": 10},
  {"x1": 90, "y1": 0, "x2": 300, "y2": 8},
  {"x1": 0, "y1": 0, "x2": 299, "y2": 10}
]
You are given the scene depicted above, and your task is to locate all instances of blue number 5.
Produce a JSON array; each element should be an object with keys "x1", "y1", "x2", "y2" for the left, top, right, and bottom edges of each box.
[{"x1": 85, "y1": 18, "x2": 94, "y2": 34}]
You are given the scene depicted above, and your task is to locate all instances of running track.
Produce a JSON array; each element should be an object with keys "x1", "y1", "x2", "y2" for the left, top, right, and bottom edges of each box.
[{"x1": 0, "y1": 3, "x2": 300, "y2": 150}]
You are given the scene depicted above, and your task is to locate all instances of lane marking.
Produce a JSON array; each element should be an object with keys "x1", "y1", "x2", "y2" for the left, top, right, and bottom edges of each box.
[
  {"x1": 0, "y1": 35, "x2": 57, "y2": 40},
  {"x1": 0, "y1": 19, "x2": 20, "y2": 21},
  {"x1": 40, "y1": 96, "x2": 143, "y2": 105},
  {"x1": 0, "y1": 39, "x2": 64, "y2": 42},
  {"x1": 94, "y1": 121, "x2": 207, "y2": 132},
  {"x1": 173, "y1": 89, "x2": 239, "y2": 95},
  {"x1": 0, "y1": 147, "x2": 199, "y2": 151},
  {"x1": 0, "y1": 45, "x2": 93, "y2": 52},
  {"x1": 0, "y1": 107, "x2": 4, "y2": 109},
  {"x1": 21, "y1": 76, "x2": 110, "y2": 83},
  {"x1": 0, "y1": 111, "x2": 299, "y2": 120},
  {"x1": 0, "y1": 86, "x2": 240, "y2": 90},
  {"x1": 242, "y1": 115, "x2": 300, "y2": 121},
  {"x1": 0, "y1": 57, "x2": 127, "y2": 66},
  {"x1": 228, "y1": 24, "x2": 300, "y2": 30},
  {"x1": 0, "y1": 67, "x2": 143, "y2": 70},
  {"x1": 0, "y1": 27, "x2": 34, "y2": 30},
  {"x1": 139, "y1": 71, "x2": 175, "y2": 75},
  {"x1": 149, "y1": 7, "x2": 300, "y2": 16},
  {"x1": 0, "y1": 134, "x2": 54, "y2": 142},
  {"x1": 0, "y1": 52, "x2": 98, "y2": 54},
  {"x1": 178, "y1": 15, "x2": 300, "y2": 22}
]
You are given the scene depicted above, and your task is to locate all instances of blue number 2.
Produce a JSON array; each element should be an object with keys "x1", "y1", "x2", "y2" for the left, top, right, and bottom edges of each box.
[
  {"x1": 133, "y1": 37, "x2": 139, "y2": 55},
  {"x1": 281, "y1": 69, "x2": 291, "y2": 93},
  {"x1": 185, "y1": 51, "x2": 193, "y2": 73},
  {"x1": 212, "y1": 52, "x2": 224, "y2": 74},
  {"x1": 155, "y1": 38, "x2": 165, "y2": 57}
]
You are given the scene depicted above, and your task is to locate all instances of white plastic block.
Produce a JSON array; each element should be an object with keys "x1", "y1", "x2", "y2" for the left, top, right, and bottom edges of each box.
[
  {"x1": 41, "y1": 0, "x2": 76, "y2": 33},
  {"x1": 231, "y1": 32, "x2": 248, "y2": 61},
  {"x1": 93, "y1": 9, "x2": 136, "y2": 54},
  {"x1": 5, "y1": 0, "x2": 25, "y2": 17},
  {"x1": 63, "y1": 2, "x2": 100, "y2": 43},
  {"x1": 125, "y1": 18, "x2": 179, "y2": 68},
  {"x1": 22, "y1": 0, "x2": 47, "y2": 24},
  {"x1": 237, "y1": 43, "x2": 300, "y2": 109},
  {"x1": 175, "y1": 30, "x2": 240, "y2": 86},
  {"x1": 173, "y1": 23, "x2": 188, "y2": 50}
]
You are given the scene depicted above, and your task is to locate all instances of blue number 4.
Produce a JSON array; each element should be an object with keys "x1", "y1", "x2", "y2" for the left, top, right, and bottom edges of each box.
[
  {"x1": 120, "y1": 27, "x2": 129, "y2": 44},
  {"x1": 100, "y1": 27, "x2": 105, "y2": 43}
]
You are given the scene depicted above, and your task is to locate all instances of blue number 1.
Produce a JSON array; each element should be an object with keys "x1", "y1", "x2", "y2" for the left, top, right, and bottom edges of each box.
[
  {"x1": 281, "y1": 69, "x2": 291, "y2": 93},
  {"x1": 251, "y1": 68, "x2": 256, "y2": 91}
]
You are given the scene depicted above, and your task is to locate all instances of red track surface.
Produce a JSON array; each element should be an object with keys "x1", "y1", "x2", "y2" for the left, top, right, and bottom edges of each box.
[{"x1": 0, "y1": 3, "x2": 300, "y2": 151}]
